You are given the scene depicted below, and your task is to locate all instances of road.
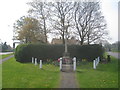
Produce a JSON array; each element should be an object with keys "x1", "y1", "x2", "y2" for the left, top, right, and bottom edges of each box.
[
  {"x1": 0, "y1": 52, "x2": 13, "y2": 55},
  {"x1": 107, "y1": 52, "x2": 120, "y2": 59},
  {"x1": 0, "y1": 55, "x2": 14, "y2": 64}
]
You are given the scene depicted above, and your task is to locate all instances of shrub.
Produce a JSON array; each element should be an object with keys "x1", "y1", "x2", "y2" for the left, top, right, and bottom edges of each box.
[
  {"x1": 68, "y1": 44, "x2": 104, "y2": 61},
  {"x1": 15, "y1": 43, "x2": 104, "y2": 63}
]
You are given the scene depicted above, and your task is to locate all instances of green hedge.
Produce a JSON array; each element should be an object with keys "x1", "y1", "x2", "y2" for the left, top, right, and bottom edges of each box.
[{"x1": 15, "y1": 43, "x2": 104, "y2": 63}]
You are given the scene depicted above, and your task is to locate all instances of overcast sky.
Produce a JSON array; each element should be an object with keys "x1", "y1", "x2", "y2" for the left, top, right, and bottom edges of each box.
[{"x1": 0, "y1": 0, "x2": 119, "y2": 47}]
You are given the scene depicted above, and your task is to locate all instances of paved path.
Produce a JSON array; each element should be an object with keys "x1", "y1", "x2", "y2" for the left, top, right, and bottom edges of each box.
[
  {"x1": 0, "y1": 55, "x2": 14, "y2": 64},
  {"x1": 59, "y1": 64, "x2": 79, "y2": 88},
  {"x1": 107, "y1": 52, "x2": 120, "y2": 59}
]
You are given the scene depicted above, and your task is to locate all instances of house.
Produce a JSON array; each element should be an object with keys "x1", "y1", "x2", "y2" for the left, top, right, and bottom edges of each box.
[
  {"x1": 51, "y1": 37, "x2": 80, "y2": 45},
  {"x1": 51, "y1": 38, "x2": 63, "y2": 44}
]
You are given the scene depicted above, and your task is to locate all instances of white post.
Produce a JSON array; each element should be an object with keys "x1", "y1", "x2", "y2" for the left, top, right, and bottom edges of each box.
[
  {"x1": 93, "y1": 60, "x2": 96, "y2": 69},
  {"x1": 73, "y1": 57, "x2": 76, "y2": 71},
  {"x1": 96, "y1": 57, "x2": 100, "y2": 66},
  {"x1": 32, "y1": 57, "x2": 34, "y2": 63},
  {"x1": 60, "y1": 60, "x2": 62, "y2": 70},
  {"x1": 73, "y1": 60, "x2": 76, "y2": 71},
  {"x1": 98, "y1": 57, "x2": 100, "y2": 63},
  {"x1": 40, "y1": 60, "x2": 42, "y2": 69},
  {"x1": 96, "y1": 58, "x2": 98, "y2": 66},
  {"x1": 35, "y1": 58, "x2": 37, "y2": 65}
]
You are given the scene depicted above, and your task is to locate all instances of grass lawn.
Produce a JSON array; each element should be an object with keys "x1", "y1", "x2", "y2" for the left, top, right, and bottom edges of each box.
[
  {"x1": 0, "y1": 53, "x2": 14, "y2": 59},
  {"x1": 111, "y1": 50, "x2": 120, "y2": 53},
  {"x1": 2, "y1": 57, "x2": 60, "y2": 88},
  {"x1": 0, "y1": 64, "x2": 2, "y2": 89},
  {"x1": 76, "y1": 55, "x2": 118, "y2": 88}
]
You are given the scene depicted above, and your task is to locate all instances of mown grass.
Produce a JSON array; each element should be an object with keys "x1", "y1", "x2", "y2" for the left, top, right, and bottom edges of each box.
[
  {"x1": 0, "y1": 53, "x2": 14, "y2": 59},
  {"x1": 0, "y1": 64, "x2": 2, "y2": 89},
  {"x1": 76, "y1": 55, "x2": 118, "y2": 88},
  {"x1": 2, "y1": 57, "x2": 60, "y2": 88},
  {"x1": 111, "y1": 50, "x2": 120, "y2": 53}
]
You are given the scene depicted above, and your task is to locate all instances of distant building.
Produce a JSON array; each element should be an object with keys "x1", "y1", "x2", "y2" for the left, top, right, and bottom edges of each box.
[
  {"x1": 51, "y1": 37, "x2": 80, "y2": 45},
  {"x1": 7, "y1": 45, "x2": 12, "y2": 51},
  {"x1": 51, "y1": 38, "x2": 63, "y2": 44},
  {"x1": 13, "y1": 40, "x2": 24, "y2": 48}
]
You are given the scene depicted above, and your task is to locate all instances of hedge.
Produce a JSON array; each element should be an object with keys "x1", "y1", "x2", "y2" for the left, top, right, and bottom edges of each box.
[{"x1": 15, "y1": 43, "x2": 104, "y2": 63}]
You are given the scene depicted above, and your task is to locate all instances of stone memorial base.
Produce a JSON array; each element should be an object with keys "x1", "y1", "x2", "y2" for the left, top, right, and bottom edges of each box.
[
  {"x1": 62, "y1": 52, "x2": 73, "y2": 72},
  {"x1": 62, "y1": 52, "x2": 71, "y2": 64}
]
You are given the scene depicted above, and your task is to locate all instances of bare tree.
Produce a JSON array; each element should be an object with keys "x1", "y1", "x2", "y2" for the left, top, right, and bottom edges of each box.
[
  {"x1": 27, "y1": 1, "x2": 50, "y2": 43},
  {"x1": 26, "y1": 1, "x2": 108, "y2": 45},
  {"x1": 74, "y1": 2, "x2": 107, "y2": 45},
  {"x1": 49, "y1": 1, "x2": 74, "y2": 44}
]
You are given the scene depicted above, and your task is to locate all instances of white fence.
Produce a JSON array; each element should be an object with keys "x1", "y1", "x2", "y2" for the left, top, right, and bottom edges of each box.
[
  {"x1": 32, "y1": 57, "x2": 42, "y2": 69},
  {"x1": 31, "y1": 56, "x2": 99, "y2": 70},
  {"x1": 93, "y1": 57, "x2": 100, "y2": 69},
  {"x1": 31, "y1": 57, "x2": 76, "y2": 71}
]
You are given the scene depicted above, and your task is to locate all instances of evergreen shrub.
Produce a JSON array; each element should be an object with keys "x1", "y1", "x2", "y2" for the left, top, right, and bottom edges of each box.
[{"x1": 15, "y1": 43, "x2": 104, "y2": 63}]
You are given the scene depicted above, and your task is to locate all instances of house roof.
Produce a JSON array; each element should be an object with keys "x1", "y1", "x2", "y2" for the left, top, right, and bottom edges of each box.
[{"x1": 51, "y1": 38, "x2": 80, "y2": 45}]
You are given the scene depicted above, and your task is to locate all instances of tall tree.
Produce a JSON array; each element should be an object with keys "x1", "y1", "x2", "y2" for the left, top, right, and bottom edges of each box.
[
  {"x1": 1, "y1": 42, "x2": 8, "y2": 52},
  {"x1": 49, "y1": 1, "x2": 74, "y2": 44},
  {"x1": 13, "y1": 16, "x2": 45, "y2": 43},
  {"x1": 25, "y1": 1, "x2": 108, "y2": 45},
  {"x1": 74, "y1": 2, "x2": 107, "y2": 45},
  {"x1": 111, "y1": 41, "x2": 120, "y2": 51},
  {"x1": 27, "y1": 1, "x2": 50, "y2": 43}
]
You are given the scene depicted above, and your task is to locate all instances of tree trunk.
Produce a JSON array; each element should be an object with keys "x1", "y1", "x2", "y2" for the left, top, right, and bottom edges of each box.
[
  {"x1": 62, "y1": 33, "x2": 65, "y2": 44},
  {"x1": 43, "y1": 18, "x2": 47, "y2": 43},
  {"x1": 80, "y1": 38, "x2": 84, "y2": 45},
  {"x1": 25, "y1": 37, "x2": 28, "y2": 43},
  {"x1": 87, "y1": 34, "x2": 90, "y2": 45}
]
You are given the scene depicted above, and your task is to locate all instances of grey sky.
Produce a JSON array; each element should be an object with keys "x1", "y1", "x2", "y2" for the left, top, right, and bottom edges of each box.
[{"x1": 0, "y1": 0, "x2": 119, "y2": 47}]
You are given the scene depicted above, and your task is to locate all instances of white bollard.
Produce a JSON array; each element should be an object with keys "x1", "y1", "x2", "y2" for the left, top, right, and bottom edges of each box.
[
  {"x1": 96, "y1": 57, "x2": 100, "y2": 66},
  {"x1": 73, "y1": 60, "x2": 76, "y2": 71},
  {"x1": 96, "y1": 58, "x2": 98, "y2": 66},
  {"x1": 73, "y1": 57, "x2": 76, "y2": 71},
  {"x1": 93, "y1": 60, "x2": 96, "y2": 69},
  {"x1": 35, "y1": 58, "x2": 37, "y2": 65},
  {"x1": 40, "y1": 60, "x2": 42, "y2": 69},
  {"x1": 98, "y1": 57, "x2": 100, "y2": 63},
  {"x1": 60, "y1": 60, "x2": 62, "y2": 70},
  {"x1": 98, "y1": 57, "x2": 99, "y2": 65},
  {"x1": 32, "y1": 57, "x2": 34, "y2": 63}
]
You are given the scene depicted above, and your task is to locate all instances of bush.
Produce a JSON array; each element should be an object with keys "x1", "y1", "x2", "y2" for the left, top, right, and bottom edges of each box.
[
  {"x1": 68, "y1": 44, "x2": 104, "y2": 61},
  {"x1": 15, "y1": 43, "x2": 104, "y2": 63}
]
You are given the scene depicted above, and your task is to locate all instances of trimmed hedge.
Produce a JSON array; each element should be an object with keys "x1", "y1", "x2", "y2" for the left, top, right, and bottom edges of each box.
[{"x1": 15, "y1": 43, "x2": 104, "y2": 63}]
